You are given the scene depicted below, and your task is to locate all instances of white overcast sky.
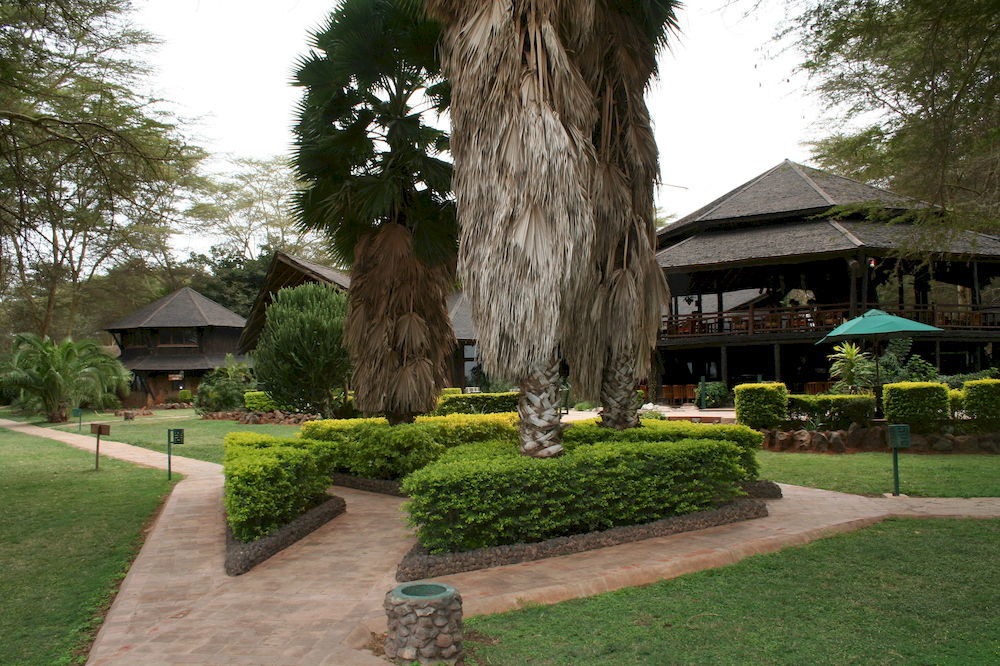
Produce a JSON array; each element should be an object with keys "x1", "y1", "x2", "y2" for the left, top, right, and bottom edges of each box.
[{"x1": 135, "y1": 0, "x2": 822, "y2": 227}]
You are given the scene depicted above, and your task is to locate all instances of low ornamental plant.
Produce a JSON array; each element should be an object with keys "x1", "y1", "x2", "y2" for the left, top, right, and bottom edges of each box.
[
  {"x1": 403, "y1": 439, "x2": 746, "y2": 553},
  {"x1": 694, "y1": 381, "x2": 729, "y2": 407},
  {"x1": 243, "y1": 390, "x2": 281, "y2": 412},
  {"x1": 435, "y1": 391, "x2": 519, "y2": 415},
  {"x1": 948, "y1": 389, "x2": 965, "y2": 419},
  {"x1": 787, "y1": 394, "x2": 875, "y2": 430},
  {"x1": 734, "y1": 383, "x2": 789, "y2": 430},
  {"x1": 882, "y1": 382, "x2": 949, "y2": 433},
  {"x1": 961, "y1": 379, "x2": 1000, "y2": 431}
]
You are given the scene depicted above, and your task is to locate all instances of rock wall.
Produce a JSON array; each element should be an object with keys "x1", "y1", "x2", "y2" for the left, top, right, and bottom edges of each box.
[
  {"x1": 761, "y1": 424, "x2": 1000, "y2": 453},
  {"x1": 201, "y1": 410, "x2": 319, "y2": 426}
]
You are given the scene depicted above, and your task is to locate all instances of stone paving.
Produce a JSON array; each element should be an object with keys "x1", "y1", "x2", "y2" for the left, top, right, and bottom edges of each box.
[{"x1": 1, "y1": 417, "x2": 997, "y2": 665}]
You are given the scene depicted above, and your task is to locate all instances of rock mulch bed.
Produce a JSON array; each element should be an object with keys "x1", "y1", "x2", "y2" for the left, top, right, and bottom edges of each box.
[
  {"x1": 762, "y1": 424, "x2": 1000, "y2": 454},
  {"x1": 202, "y1": 410, "x2": 320, "y2": 426},
  {"x1": 224, "y1": 494, "x2": 346, "y2": 576},
  {"x1": 396, "y1": 497, "x2": 768, "y2": 582}
]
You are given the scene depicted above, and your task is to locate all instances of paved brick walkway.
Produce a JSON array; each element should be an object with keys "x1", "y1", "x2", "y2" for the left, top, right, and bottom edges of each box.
[{"x1": 2, "y1": 418, "x2": 997, "y2": 665}]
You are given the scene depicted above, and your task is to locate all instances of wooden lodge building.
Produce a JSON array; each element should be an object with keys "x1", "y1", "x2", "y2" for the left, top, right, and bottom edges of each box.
[
  {"x1": 105, "y1": 287, "x2": 248, "y2": 406},
  {"x1": 237, "y1": 251, "x2": 480, "y2": 388},
  {"x1": 655, "y1": 160, "x2": 1000, "y2": 392}
]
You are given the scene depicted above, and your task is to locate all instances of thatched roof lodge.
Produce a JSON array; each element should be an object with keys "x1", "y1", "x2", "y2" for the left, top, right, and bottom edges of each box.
[{"x1": 655, "y1": 160, "x2": 1000, "y2": 391}]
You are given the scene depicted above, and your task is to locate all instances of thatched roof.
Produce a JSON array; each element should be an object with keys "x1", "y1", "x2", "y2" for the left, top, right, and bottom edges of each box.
[
  {"x1": 105, "y1": 287, "x2": 245, "y2": 331},
  {"x1": 238, "y1": 251, "x2": 477, "y2": 353},
  {"x1": 659, "y1": 160, "x2": 923, "y2": 243}
]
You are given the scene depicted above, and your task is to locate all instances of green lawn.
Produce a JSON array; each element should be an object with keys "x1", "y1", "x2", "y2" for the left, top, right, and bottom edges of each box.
[
  {"x1": 0, "y1": 405, "x2": 197, "y2": 427},
  {"x1": 759, "y1": 450, "x2": 999, "y2": 497},
  {"x1": 53, "y1": 415, "x2": 299, "y2": 464},
  {"x1": 466, "y1": 518, "x2": 1000, "y2": 665},
  {"x1": 0, "y1": 427, "x2": 176, "y2": 665}
]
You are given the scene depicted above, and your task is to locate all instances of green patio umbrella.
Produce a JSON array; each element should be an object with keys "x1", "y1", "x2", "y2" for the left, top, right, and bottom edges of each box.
[{"x1": 817, "y1": 309, "x2": 943, "y2": 414}]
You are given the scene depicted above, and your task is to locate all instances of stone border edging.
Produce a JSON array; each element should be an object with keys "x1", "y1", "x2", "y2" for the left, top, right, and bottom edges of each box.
[
  {"x1": 225, "y1": 494, "x2": 347, "y2": 576},
  {"x1": 742, "y1": 479, "x2": 783, "y2": 499},
  {"x1": 331, "y1": 473, "x2": 406, "y2": 497},
  {"x1": 396, "y1": 497, "x2": 768, "y2": 582}
]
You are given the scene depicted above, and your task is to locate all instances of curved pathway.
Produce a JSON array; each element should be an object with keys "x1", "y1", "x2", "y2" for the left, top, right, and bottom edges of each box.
[{"x1": 2, "y1": 418, "x2": 997, "y2": 665}]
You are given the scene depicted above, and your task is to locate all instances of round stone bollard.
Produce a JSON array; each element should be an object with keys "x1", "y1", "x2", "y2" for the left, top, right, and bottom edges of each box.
[{"x1": 384, "y1": 582, "x2": 463, "y2": 664}]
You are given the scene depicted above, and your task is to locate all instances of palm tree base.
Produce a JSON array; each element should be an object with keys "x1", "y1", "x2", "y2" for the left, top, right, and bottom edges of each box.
[
  {"x1": 599, "y1": 358, "x2": 640, "y2": 430},
  {"x1": 517, "y1": 357, "x2": 564, "y2": 457}
]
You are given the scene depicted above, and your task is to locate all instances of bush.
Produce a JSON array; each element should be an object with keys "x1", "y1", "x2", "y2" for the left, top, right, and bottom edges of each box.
[
  {"x1": 787, "y1": 394, "x2": 875, "y2": 429},
  {"x1": 177, "y1": 389, "x2": 193, "y2": 402},
  {"x1": 244, "y1": 390, "x2": 281, "y2": 412},
  {"x1": 734, "y1": 383, "x2": 788, "y2": 430},
  {"x1": 948, "y1": 389, "x2": 965, "y2": 419},
  {"x1": 194, "y1": 356, "x2": 255, "y2": 413},
  {"x1": 224, "y1": 431, "x2": 344, "y2": 473},
  {"x1": 435, "y1": 391, "x2": 519, "y2": 415},
  {"x1": 573, "y1": 401, "x2": 598, "y2": 411},
  {"x1": 253, "y1": 283, "x2": 351, "y2": 418},
  {"x1": 223, "y1": 442, "x2": 331, "y2": 542},
  {"x1": 962, "y1": 379, "x2": 1000, "y2": 430},
  {"x1": 695, "y1": 381, "x2": 730, "y2": 407},
  {"x1": 441, "y1": 388, "x2": 462, "y2": 397},
  {"x1": 563, "y1": 418, "x2": 761, "y2": 480},
  {"x1": 883, "y1": 382, "x2": 949, "y2": 433},
  {"x1": 939, "y1": 367, "x2": 999, "y2": 389},
  {"x1": 403, "y1": 439, "x2": 746, "y2": 553},
  {"x1": 299, "y1": 412, "x2": 518, "y2": 446}
]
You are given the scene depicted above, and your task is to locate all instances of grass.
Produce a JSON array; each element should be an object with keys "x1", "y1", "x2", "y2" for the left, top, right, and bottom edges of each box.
[
  {"x1": 0, "y1": 405, "x2": 198, "y2": 427},
  {"x1": 758, "y1": 450, "x2": 999, "y2": 497},
  {"x1": 466, "y1": 518, "x2": 1000, "y2": 665},
  {"x1": 0, "y1": 427, "x2": 176, "y2": 665},
  {"x1": 53, "y1": 415, "x2": 298, "y2": 464}
]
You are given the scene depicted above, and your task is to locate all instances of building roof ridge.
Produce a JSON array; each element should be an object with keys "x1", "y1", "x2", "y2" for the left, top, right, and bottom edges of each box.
[{"x1": 787, "y1": 160, "x2": 836, "y2": 205}]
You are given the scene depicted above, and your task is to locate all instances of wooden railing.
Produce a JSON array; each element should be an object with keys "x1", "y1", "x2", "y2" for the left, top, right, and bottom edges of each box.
[{"x1": 661, "y1": 303, "x2": 1000, "y2": 339}]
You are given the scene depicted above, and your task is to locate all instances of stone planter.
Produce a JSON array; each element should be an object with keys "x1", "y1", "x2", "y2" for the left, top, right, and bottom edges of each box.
[{"x1": 384, "y1": 582, "x2": 463, "y2": 664}]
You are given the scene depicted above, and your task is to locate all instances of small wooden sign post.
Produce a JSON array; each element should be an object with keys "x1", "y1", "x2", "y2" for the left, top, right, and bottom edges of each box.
[
  {"x1": 166, "y1": 428, "x2": 184, "y2": 480},
  {"x1": 72, "y1": 407, "x2": 83, "y2": 432},
  {"x1": 90, "y1": 423, "x2": 110, "y2": 471},
  {"x1": 887, "y1": 424, "x2": 911, "y2": 496}
]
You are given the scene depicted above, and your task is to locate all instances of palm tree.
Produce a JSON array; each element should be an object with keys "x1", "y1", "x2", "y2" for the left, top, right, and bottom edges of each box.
[
  {"x1": 292, "y1": 0, "x2": 457, "y2": 425},
  {"x1": 426, "y1": 0, "x2": 598, "y2": 456},
  {"x1": 575, "y1": 1, "x2": 679, "y2": 429},
  {"x1": 0, "y1": 333, "x2": 131, "y2": 423}
]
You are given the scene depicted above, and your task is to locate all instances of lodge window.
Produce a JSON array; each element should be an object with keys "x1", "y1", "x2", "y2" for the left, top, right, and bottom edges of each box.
[
  {"x1": 121, "y1": 331, "x2": 150, "y2": 348},
  {"x1": 157, "y1": 328, "x2": 198, "y2": 347}
]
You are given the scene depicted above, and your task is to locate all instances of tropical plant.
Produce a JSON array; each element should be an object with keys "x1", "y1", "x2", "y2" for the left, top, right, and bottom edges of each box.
[
  {"x1": 253, "y1": 283, "x2": 351, "y2": 418},
  {"x1": 572, "y1": 1, "x2": 678, "y2": 430},
  {"x1": 0, "y1": 334, "x2": 130, "y2": 422},
  {"x1": 292, "y1": 0, "x2": 456, "y2": 425},
  {"x1": 193, "y1": 355, "x2": 255, "y2": 414},
  {"x1": 827, "y1": 342, "x2": 875, "y2": 394}
]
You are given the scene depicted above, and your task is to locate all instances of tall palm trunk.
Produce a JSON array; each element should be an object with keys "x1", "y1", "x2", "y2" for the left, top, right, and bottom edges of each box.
[
  {"x1": 346, "y1": 224, "x2": 456, "y2": 424},
  {"x1": 517, "y1": 355, "x2": 564, "y2": 457},
  {"x1": 427, "y1": 0, "x2": 598, "y2": 456},
  {"x1": 599, "y1": 350, "x2": 640, "y2": 429}
]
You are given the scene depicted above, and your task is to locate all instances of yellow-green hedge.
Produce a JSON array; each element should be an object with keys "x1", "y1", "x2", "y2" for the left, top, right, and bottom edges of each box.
[
  {"x1": 883, "y1": 382, "x2": 949, "y2": 433},
  {"x1": 962, "y1": 379, "x2": 1000, "y2": 429},
  {"x1": 734, "y1": 383, "x2": 789, "y2": 430}
]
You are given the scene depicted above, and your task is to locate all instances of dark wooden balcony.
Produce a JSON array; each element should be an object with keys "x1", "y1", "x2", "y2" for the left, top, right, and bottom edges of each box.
[{"x1": 660, "y1": 303, "x2": 1000, "y2": 340}]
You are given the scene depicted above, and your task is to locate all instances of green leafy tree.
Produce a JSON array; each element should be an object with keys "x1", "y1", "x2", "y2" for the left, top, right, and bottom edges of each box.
[
  {"x1": 784, "y1": 0, "x2": 999, "y2": 232},
  {"x1": 292, "y1": 0, "x2": 457, "y2": 425},
  {"x1": 828, "y1": 342, "x2": 875, "y2": 394},
  {"x1": 185, "y1": 245, "x2": 274, "y2": 317},
  {"x1": 253, "y1": 283, "x2": 351, "y2": 418},
  {"x1": 0, "y1": 333, "x2": 130, "y2": 422}
]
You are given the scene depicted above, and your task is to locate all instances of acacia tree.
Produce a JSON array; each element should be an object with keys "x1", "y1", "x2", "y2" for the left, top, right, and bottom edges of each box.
[
  {"x1": 0, "y1": 333, "x2": 131, "y2": 422},
  {"x1": 292, "y1": 0, "x2": 457, "y2": 425},
  {"x1": 783, "y1": 0, "x2": 999, "y2": 231}
]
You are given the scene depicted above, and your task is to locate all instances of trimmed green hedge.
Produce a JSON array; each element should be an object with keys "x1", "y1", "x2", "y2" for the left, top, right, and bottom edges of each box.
[
  {"x1": 787, "y1": 394, "x2": 876, "y2": 429},
  {"x1": 435, "y1": 391, "x2": 519, "y2": 415},
  {"x1": 734, "y1": 383, "x2": 788, "y2": 430},
  {"x1": 962, "y1": 379, "x2": 1000, "y2": 430},
  {"x1": 223, "y1": 436, "x2": 332, "y2": 542},
  {"x1": 441, "y1": 387, "x2": 462, "y2": 396},
  {"x1": 243, "y1": 390, "x2": 281, "y2": 412},
  {"x1": 883, "y1": 382, "x2": 949, "y2": 433},
  {"x1": 403, "y1": 439, "x2": 746, "y2": 553},
  {"x1": 563, "y1": 419, "x2": 761, "y2": 480},
  {"x1": 300, "y1": 413, "x2": 518, "y2": 446},
  {"x1": 949, "y1": 389, "x2": 965, "y2": 419}
]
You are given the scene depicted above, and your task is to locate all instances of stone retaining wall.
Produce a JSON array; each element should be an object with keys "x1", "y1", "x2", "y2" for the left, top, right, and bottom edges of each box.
[
  {"x1": 202, "y1": 410, "x2": 319, "y2": 426},
  {"x1": 762, "y1": 424, "x2": 1000, "y2": 454}
]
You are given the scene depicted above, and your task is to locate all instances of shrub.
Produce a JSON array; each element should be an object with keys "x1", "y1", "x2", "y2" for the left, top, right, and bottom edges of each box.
[
  {"x1": 948, "y1": 389, "x2": 965, "y2": 419},
  {"x1": 224, "y1": 431, "x2": 344, "y2": 473},
  {"x1": 403, "y1": 439, "x2": 746, "y2": 553},
  {"x1": 177, "y1": 389, "x2": 193, "y2": 402},
  {"x1": 827, "y1": 342, "x2": 874, "y2": 393},
  {"x1": 223, "y1": 443, "x2": 330, "y2": 542},
  {"x1": 340, "y1": 423, "x2": 445, "y2": 480},
  {"x1": 734, "y1": 383, "x2": 789, "y2": 430},
  {"x1": 562, "y1": 419, "x2": 761, "y2": 480},
  {"x1": 695, "y1": 381, "x2": 729, "y2": 407},
  {"x1": 883, "y1": 382, "x2": 949, "y2": 433},
  {"x1": 243, "y1": 390, "x2": 281, "y2": 412},
  {"x1": 441, "y1": 387, "x2": 462, "y2": 397},
  {"x1": 299, "y1": 412, "x2": 518, "y2": 447},
  {"x1": 435, "y1": 391, "x2": 519, "y2": 415},
  {"x1": 194, "y1": 356, "x2": 255, "y2": 413},
  {"x1": 573, "y1": 401, "x2": 598, "y2": 411},
  {"x1": 939, "y1": 368, "x2": 999, "y2": 389},
  {"x1": 253, "y1": 283, "x2": 350, "y2": 418},
  {"x1": 787, "y1": 394, "x2": 875, "y2": 429},
  {"x1": 962, "y1": 379, "x2": 1000, "y2": 430}
]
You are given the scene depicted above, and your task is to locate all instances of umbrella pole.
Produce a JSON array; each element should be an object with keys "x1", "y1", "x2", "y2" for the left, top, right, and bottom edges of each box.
[{"x1": 874, "y1": 338, "x2": 883, "y2": 418}]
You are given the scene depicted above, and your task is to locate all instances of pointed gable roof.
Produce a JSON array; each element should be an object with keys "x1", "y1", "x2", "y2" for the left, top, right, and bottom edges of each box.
[
  {"x1": 105, "y1": 287, "x2": 246, "y2": 331},
  {"x1": 659, "y1": 160, "x2": 922, "y2": 242}
]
